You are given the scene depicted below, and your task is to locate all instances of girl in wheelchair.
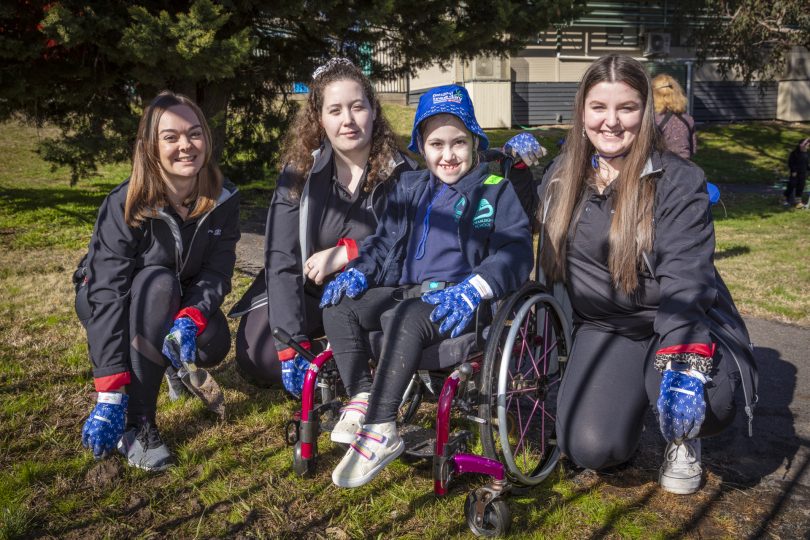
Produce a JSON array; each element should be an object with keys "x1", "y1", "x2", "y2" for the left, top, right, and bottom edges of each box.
[{"x1": 318, "y1": 85, "x2": 534, "y2": 488}]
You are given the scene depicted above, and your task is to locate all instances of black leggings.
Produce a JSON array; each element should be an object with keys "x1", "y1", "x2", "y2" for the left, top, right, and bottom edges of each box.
[
  {"x1": 556, "y1": 325, "x2": 739, "y2": 470},
  {"x1": 785, "y1": 174, "x2": 806, "y2": 204},
  {"x1": 234, "y1": 290, "x2": 324, "y2": 386},
  {"x1": 322, "y1": 287, "x2": 445, "y2": 424},
  {"x1": 78, "y1": 266, "x2": 230, "y2": 422}
]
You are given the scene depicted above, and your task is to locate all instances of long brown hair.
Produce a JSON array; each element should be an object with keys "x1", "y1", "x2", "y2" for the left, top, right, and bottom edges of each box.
[
  {"x1": 280, "y1": 58, "x2": 400, "y2": 199},
  {"x1": 540, "y1": 54, "x2": 665, "y2": 294},
  {"x1": 125, "y1": 91, "x2": 223, "y2": 227}
]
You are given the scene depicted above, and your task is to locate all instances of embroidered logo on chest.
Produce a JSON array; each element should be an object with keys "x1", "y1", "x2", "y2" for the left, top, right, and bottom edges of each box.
[{"x1": 473, "y1": 199, "x2": 494, "y2": 229}]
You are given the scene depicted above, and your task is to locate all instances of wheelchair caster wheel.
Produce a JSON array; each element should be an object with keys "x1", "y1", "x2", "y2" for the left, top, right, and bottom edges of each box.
[
  {"x1": 464, "y1": 490, "x2": 511, "y2": 537},
  {"x1": 292, "y1": 441, "x2": 317, "y2": 477}
]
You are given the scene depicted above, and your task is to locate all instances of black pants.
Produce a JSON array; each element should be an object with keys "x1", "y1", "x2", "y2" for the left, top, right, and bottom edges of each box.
[
  {"x1": 77, "y1": 266, "x2": 230, "y2": 422},
  {"x1": 322, "y1": 287, "x2": 445, "y2": 424},
  {"x1": 234, "y1": 289, "x2": 324, "y2": 386},
  {"x1": 785, "y1": 174, "x2": 806, "y2": 205},
  {"x1": 556, "y1": 324, "x2": 739, "y2": 470}
]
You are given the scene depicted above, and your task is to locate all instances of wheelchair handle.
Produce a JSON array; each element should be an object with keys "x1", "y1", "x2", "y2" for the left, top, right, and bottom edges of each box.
[{"x1": 272, "y1": 327, "x2": 316, "y2": 361}]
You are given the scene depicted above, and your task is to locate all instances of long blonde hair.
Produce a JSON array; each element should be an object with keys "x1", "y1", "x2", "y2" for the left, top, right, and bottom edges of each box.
[
  {"x1": 279, "y1": 58, "x2": 399, "y2": 199},
  {"x1": 652, "y1": 73, "x2": 687, "y2": 114},
  {"x1": 125, "y1": 91, "x2": 223, "y2": 227},
  {"x1": 540, "y1": 54, "x2": 666, "y2": 295}
]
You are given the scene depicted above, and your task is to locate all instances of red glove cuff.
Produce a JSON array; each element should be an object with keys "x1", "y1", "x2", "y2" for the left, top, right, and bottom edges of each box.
[
  {"x1": 94, "y1": 371, "x2": 131, "y2": 392},
  {"x1": 175, "y1": 307, "x2": 207, "y2": 336},
  {"x1": 278, "y1": 341, "x2": 311, "y2": 361},
  {"x1": 656, "y1": 343, "x2": 715, "y2": 358},
  {"x1": 512, "y1": 161, "x2": 528, "y2": 170},
  {"x1": 337, "y1": 238, "x2": 359, "y2": 262}
]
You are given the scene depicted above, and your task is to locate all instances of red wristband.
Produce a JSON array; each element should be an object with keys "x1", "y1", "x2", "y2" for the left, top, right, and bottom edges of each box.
[
  {"x1": 94, "y1": 371, "x2": 131, "y2": 392},
  {"x1": 278, "y1": 341, "x2": 311, "y2": 361},
  {"x1": 175, "y1": 307, "x2": 207, "y2": 336},
  {"x1": 336, "y1": 238, "x2": 359, "y2": 262}
]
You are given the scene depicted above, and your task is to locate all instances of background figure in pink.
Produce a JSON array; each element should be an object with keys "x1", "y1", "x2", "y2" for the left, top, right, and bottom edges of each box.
[{"x1": 652, "y1": 74, "x2": 698, "y2": 159}]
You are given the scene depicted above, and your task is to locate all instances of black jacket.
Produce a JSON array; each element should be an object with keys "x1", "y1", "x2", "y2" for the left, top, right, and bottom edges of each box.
[
  {"x1": 788, "y1": 147, "x2": 808, "y2": 181},
  {"x1": 351, "y1": 163, "x2": 533, "y2": 299},
  {"x1": 229, "y1": 142, "x2": 416, "y2": 345},
  {"x1": 541, "y1": 151, "x2": 744, "y2": 347},
  {"x1": 77, "y1": 180, "x2": 240, "y2": 379}
]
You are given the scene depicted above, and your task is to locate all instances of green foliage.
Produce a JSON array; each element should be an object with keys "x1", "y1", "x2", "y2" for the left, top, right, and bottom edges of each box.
[
  {"x1": 0, "y1": 0, "x2": 586, "y2": 184},
  {"x1": 677, "y1": 0, "x2": 810, "y2": 82}
]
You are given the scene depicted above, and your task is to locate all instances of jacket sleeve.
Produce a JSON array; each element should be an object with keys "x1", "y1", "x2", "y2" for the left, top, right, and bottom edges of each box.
[
  {"x1": 84, "y1": 189, "x2": 142, "y2": 387},
  {"x1": 653, "y1": 162, "x2": 717, "y2": 349},
  {"x1": 472, "y1": 182, "x2": 534, "y2": 299},
  {"x1": 348, "y1": 176, "x2": 407, "y2": 284},
  {"x1": 179, "y1": 191, "x2": 241, "y2": 329},
  {"x1": 502, "y1": 162, "x2": 537, "y2": 226},
  {"x1": 265, "y1": 171, "x2": 309, "y2": 344}
]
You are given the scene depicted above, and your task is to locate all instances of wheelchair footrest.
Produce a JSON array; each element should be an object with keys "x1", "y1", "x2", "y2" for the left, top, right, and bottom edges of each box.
[{"x1": 400, "y1": 424, "x2": 436, "y2": 459}]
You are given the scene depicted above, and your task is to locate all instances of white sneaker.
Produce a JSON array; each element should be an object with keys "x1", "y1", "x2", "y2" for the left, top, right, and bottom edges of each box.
[
  {"x1": 331, "y1": 422, "x2": 404, "y2": 488},
  {"x1": 330, "y1": 392, "x2": 369, "y2": 444},
  {"x1": 659, "y1": 439, "x2": 702, "y2": 495}
]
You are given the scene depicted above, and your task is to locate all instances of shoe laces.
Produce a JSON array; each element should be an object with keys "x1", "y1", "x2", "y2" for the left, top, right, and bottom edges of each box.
[
  {"x1": 665, "y1": 440, "x2": 698, "y2": 466},
  {"x1": 135, "y1": 419, "x2": 164, "y2": 450}
]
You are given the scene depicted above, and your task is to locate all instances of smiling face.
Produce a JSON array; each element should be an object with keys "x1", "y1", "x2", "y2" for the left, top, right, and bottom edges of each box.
[
  {"x1": 157, "y1": 105, "x2": 207, "y2": 183},
  {"x1": 583, "y1": 81, "x2": 644, "y2": 158},
  {"x1": 319, "y1": 79, "x2": 375, "y2": 156},
  {"x1": 421, "y1": 114, "x2": 474, "y2": 185}
]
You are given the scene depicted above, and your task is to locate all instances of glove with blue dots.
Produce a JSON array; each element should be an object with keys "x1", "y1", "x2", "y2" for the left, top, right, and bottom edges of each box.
[
  {"x1": 319, "y1": 268, "x2": 368, "y2": 308},
  {"x1": 504, "y1": 133, "x2": 547, "y2": 167},
  {"x1": 281, "y1": 354, "x2": 311, "y2": 398},
  {"x1": 422, "y1": 276, "x2": 484, "y2": 338},
  {"x1": 162, "y1": 317, "x2": 198, "y2": 369},
  {"x1": 81, "y1": 392, "x2": 129, "y2": 459},
  {"x1": 657, "y1": 368, "x2": 707, "y2": 442}
]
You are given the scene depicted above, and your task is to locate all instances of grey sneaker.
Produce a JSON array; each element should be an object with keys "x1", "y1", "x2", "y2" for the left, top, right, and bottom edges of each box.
[
  {"x1": 165, "y1": 366, "x2": 188, "y2": 402},
  {"x1": 117, "y1": 419, "x2": 172, "y2": 472},
  {"x1": 659, "y1": 439, "x2": 702, "y2": 495}
]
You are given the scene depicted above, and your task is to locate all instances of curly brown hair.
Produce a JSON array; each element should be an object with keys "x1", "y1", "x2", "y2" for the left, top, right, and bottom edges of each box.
[{"x1": 279, "y1": 59, "x2": 400, "y2": 199}]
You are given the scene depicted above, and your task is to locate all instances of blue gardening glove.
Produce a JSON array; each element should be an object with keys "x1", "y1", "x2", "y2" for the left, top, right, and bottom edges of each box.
[
  {"x1": 81, "y1": 392, "x2": 129, "y2": 459},
  {"x1": 504, "y1": 133, "x2": 547, "y2": 167},
  {"x1": 319, "y1": 268, "x2": 368, "y2": 308},
  {"x1": 162, "y1": 317, "x2": 198, "y2": 369},
  {"x1": 281, "y1": 354, "x2": 311, "y2": 398},
  {"x1": 422, "y1": 276, "x2": 483, "y2": 338},
  {"x1": 657, "y1": 368, "x2": 707, "y2": 443}
]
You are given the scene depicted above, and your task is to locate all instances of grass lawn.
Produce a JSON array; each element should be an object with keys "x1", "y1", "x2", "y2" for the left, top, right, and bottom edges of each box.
[{"x1": 1, "y1": 115, "x2": 808, "y2": 539}]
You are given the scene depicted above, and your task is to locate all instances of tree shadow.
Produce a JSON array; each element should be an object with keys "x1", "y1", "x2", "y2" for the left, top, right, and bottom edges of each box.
[{"x1": 714, "y1": 245, "x2": 751, "y2": 260}]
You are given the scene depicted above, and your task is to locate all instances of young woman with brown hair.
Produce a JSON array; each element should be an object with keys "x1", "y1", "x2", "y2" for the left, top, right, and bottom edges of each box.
[
  {"x1": 231, "y1": 58, "x2": 416, "y2": 389},
  {"x1": 75, "y1": 91, "x2": 240, "y2": 471},
  {"x1": 540, "y1": 55, "x2": 755, "y2": 495}
]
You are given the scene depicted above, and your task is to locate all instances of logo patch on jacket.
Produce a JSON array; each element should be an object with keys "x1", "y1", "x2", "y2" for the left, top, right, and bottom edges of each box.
[
  {"x1": 473, "y1": 199, "x2": 494, "y2": 228},
  {"x1": 453, "y1": 197, "x2": 466, "y2": 222},
  {"x1": 208, "y1": 228, "x2": 222, "y2": 236}
]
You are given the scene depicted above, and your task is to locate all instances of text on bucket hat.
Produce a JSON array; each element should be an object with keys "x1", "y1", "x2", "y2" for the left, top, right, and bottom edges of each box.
[{"x1": 408, "y1": 85, "x2": 489, "y2": 153}]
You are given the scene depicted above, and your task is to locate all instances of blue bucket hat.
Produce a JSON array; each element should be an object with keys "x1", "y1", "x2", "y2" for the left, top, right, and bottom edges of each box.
[{"x1": 408, "y1": 84, "x2": 489, "y2": 153}]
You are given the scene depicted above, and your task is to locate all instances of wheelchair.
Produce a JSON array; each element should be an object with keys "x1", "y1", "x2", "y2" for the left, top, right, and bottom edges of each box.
[{"x1": 276, "y1": 277, "x2": 571, "y2": 537}]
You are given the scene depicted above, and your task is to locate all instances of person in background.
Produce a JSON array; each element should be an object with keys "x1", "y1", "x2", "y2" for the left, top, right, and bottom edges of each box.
[
  {"x1": 652, "y1": 73, "x2": 697, "y2": 159},
  {"x1": 786, "y1": 138, "x2": 809, "y2": 208},
  {"x1": 75, "y1": 91, "x2": 239, "y2": 471}
]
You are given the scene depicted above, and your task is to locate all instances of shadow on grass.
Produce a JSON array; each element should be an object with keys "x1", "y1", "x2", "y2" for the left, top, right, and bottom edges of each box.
[
  {"x1": 0, "y1": 184, "x2": 115, "y2": 224},
  {"x1": 715, "y1": 245, "x2": 751, "y2": 260}
]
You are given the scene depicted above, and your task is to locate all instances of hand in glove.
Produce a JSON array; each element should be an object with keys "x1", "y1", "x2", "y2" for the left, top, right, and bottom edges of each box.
[
  {"x1": 319, "y1": 268, "x2": 368, "y2": 308},
  {"x1": 81, "y1": 392, "x2": 129, "y2": 459},
  {"x1": 281, "y1": 354, "x2": 311, "y2": 398},
  {"x1": 422, "y1": 276, "x2": 483, "y2": 338},
  {"x1": 504, "y1": 133, "x2": 547, "y2": 167},
  {"x1": 657, "y1": 368, "x2": 707, "y2": 443},
  {"x1": 162, "y1": 317, "x2": 198, "y2": 369}
]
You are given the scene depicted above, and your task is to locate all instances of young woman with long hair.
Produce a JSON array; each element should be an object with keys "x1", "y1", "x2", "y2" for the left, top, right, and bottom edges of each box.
[
  {"x1": 75, "y1": 91, "x2": 240, "y2": 471},
  {"x1": 540, "y1": 55, "x2": 756, "y2": 495}
]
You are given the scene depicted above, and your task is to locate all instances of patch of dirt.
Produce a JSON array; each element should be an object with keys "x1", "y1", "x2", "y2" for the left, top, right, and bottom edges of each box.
[{"x1": 84, "y1": 459, "x2": 122, "y2": 488}]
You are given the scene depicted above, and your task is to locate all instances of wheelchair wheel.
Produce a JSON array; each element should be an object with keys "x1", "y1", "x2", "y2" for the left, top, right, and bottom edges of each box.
[
  {"x1": 464, "y1": 490, "x2": 511, "y2": 537},
  {"x1": 479, "y1": 281, "x2": 570, "y2": 486}
]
